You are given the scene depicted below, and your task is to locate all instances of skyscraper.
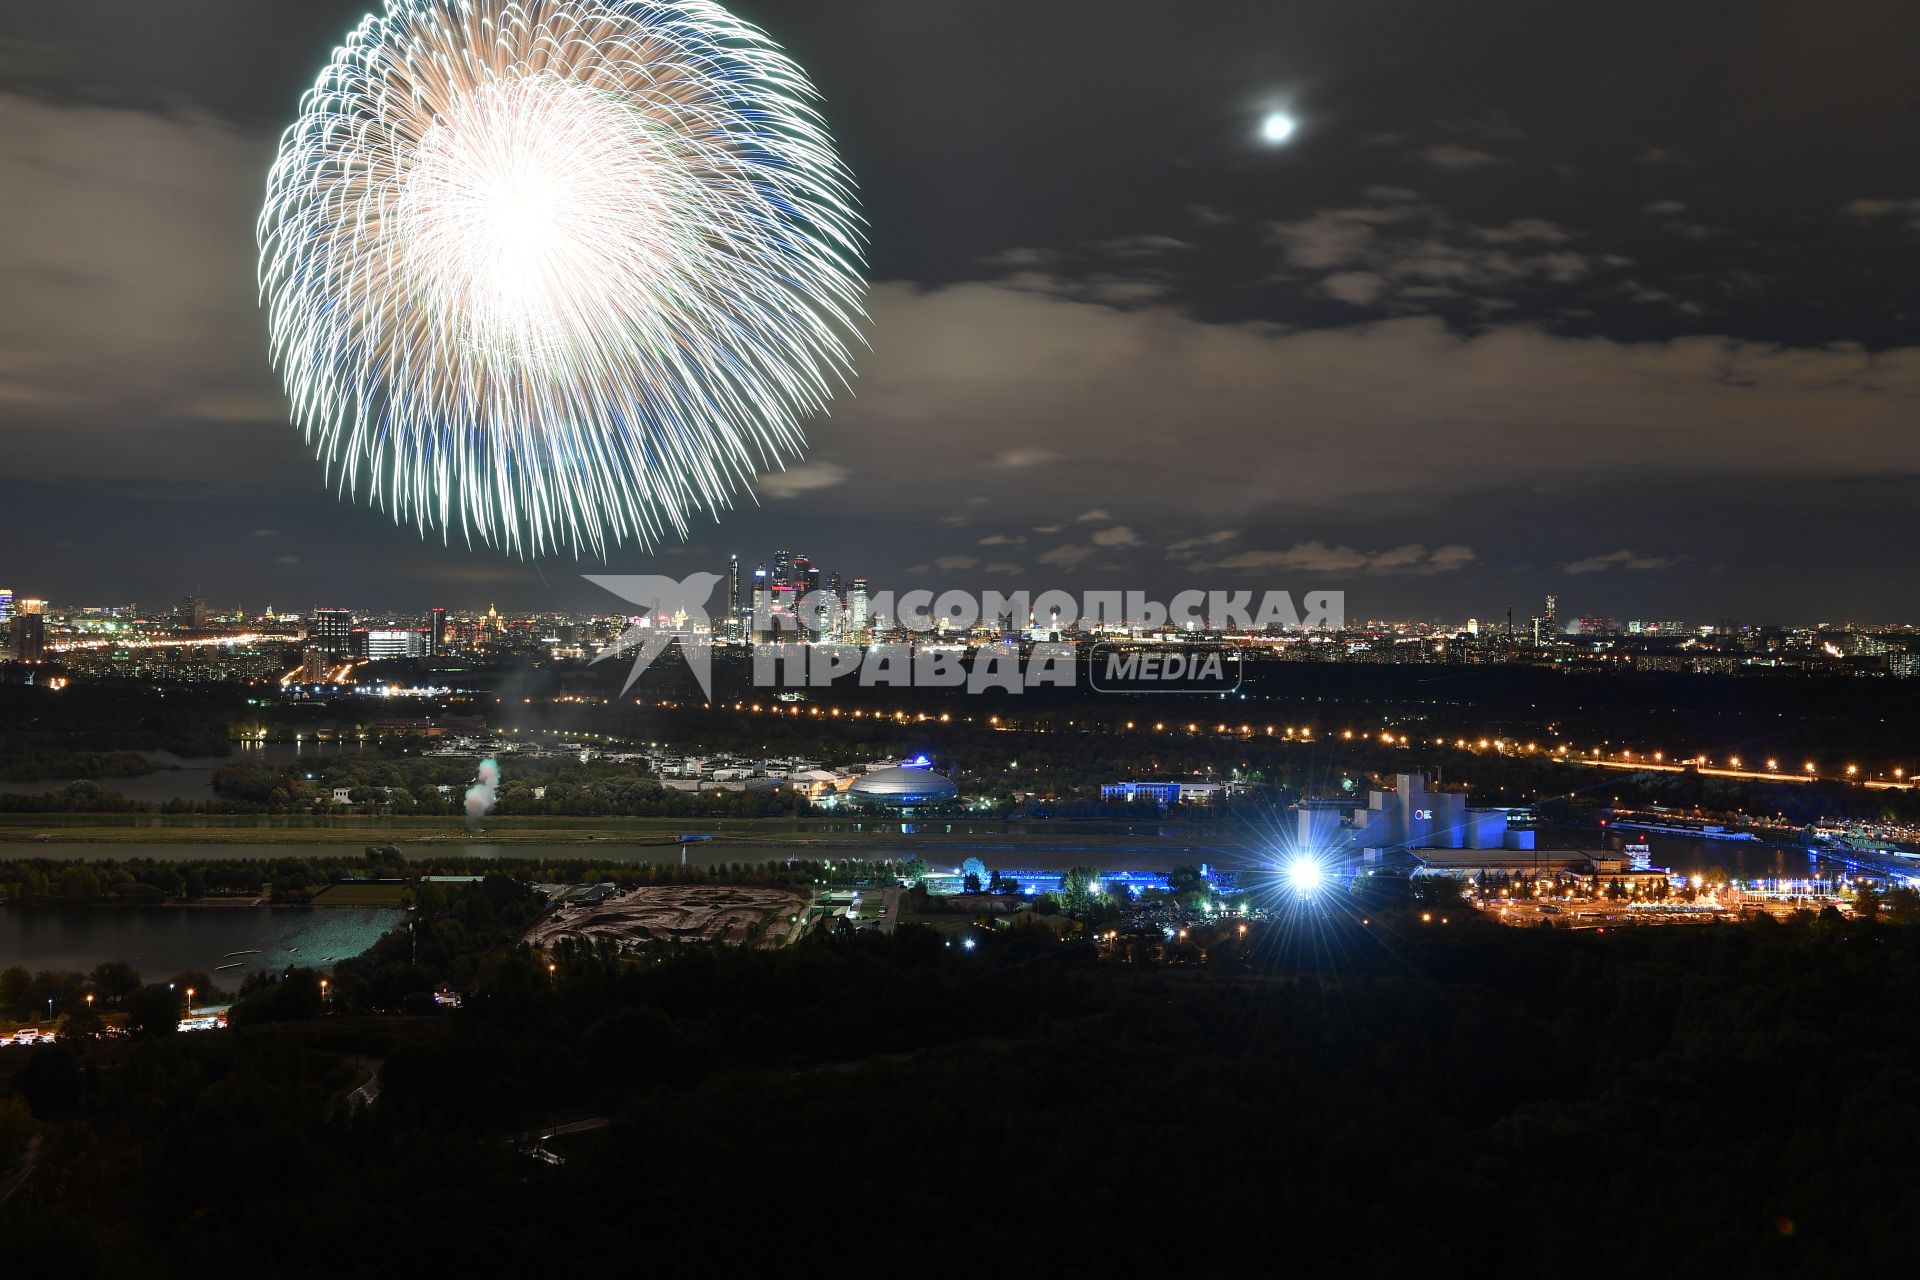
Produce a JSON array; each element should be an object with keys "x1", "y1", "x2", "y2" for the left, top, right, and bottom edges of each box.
[
  {"x1": 0, "y1": 588, "x2": 12, "y2": 628},
  {"x1": 9, "y1": 599, "x2": 45, "y2": 663},
  {"x1": 850, "y1": 578, "x2": 870, "y2": 634},
  {"x1": 1543, "y1": 594, "x2": 1559, "y2": 637},
  {"x1": 311, "y1": 608, "x2": 353, "y2": 660},
  {"x1": 363, "y1": 628, "x2": 426, "y2": 659},
  {"x1": 429, "y1": 607, "x2": 447, "y2": 656},
  {"x1": 750, "y1": 565, "x2": 769, "y2": 641}
]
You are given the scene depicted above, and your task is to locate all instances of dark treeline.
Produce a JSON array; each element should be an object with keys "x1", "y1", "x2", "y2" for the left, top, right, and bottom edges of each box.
[
  {"x1": 0, "y1": 682, "x2": 238, "y2": 763},
  {"x1": 4, "y1": 883, "x2": 1920, "y2": 1274}
]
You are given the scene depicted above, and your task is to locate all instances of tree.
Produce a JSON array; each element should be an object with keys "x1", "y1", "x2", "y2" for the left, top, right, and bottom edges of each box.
[
  {"x1": 1166, "y1": 865, "x2": 1212, "y2": 911},
  {"x1": 124, "y1": 984, "x2": 181, "y2": 1038},
  {"x1": 88, "y1": 960, "x2": 141, "y2": 1001},
  {"x1": 229, "y1": 968, "x2": 323, "y2": 1026},
  {"x1": 1884, "y1": 886, "x2": 1920, "y2": 925},
  {"x1": 1060, "y1": 865, "x2": 1105, "y2": 914},
  {"x1": 898, "y1": 857, "x2": 930, "y2": 885},
  {"x1": 59, "y1": 998, "x2": 103, "y2": 1041},
  {"x1": 1853, "y1": 883, "x2": 1882, "y2": 920},
  {"x1": 14, "y1": 1044, "x2": 82, "y2": 1118},
  {"x1": 1410, "y1": 875, "x2": 1465, "y2": 908},
  {"x1": 0, "y1": 965, "x2": 29, "y2": 1018},
  {"x1": 0, "y1": 1095, "x2": 32, "y2": 1171}
]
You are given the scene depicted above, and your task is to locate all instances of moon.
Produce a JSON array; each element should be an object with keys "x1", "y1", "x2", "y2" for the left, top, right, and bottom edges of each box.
[{"x1": 1261, "y1": 111, "x2": 1297, "y2": 145}]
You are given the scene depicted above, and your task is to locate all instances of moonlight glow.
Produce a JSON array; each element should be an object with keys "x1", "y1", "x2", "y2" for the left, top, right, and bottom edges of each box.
[
  {"x1": 258, "y1": 0, "x2": 866, "y2": 556},
  {"x1": 1261, "y1": 111, "x2": 1297, "y2": 144}
]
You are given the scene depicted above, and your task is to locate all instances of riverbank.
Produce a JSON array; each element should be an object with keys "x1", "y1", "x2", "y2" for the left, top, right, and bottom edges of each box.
[
  {"x1": 0, "y1": 896, "x2": 266, "y2": 909},
  {"x1": 0, "y1": 813, "x2": 1249, "y2": 853},
  {"x1": 0, "y1": 902, "x2": 404, "y2": 979}
]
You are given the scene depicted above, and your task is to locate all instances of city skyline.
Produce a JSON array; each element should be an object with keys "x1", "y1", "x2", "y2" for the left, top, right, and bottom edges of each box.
[{"x1": 6, "y1": 564, "x2": 1920, "y2": 635}]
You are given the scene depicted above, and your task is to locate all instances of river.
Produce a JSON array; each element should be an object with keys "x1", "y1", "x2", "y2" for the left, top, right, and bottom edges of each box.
[{"x1": 0, "y1": 904, "x2": 403, "y2": 982}]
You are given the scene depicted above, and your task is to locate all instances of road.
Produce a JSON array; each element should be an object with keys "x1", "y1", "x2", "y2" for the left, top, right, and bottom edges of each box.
[
  {"x1": 340, "y1": 1054, "x2": 383, "y2": 1115},
  {"x1": 509, "y1": 1115, "x2": 612, "y2": 1145}
]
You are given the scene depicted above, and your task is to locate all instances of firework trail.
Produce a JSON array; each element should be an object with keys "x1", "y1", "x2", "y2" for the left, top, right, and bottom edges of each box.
[{"x1": 259, "y1": 0, "x2": 865, "y2": 556}]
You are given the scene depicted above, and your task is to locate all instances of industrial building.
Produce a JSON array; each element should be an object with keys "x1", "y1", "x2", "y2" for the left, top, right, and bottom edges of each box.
[{"x1": 1301, "y1": 773, "x2": 1589, "y2": 872}]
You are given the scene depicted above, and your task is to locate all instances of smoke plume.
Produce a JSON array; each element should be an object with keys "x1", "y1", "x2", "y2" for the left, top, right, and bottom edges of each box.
[{"x1": 465, "y1": 757, "x2": 501, "y2": 826}]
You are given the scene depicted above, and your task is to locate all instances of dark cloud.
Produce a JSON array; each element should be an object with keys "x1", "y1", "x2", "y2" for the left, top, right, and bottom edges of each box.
[{"x1": 4, "y1": 1, "x2": 1920, "y2": 619}]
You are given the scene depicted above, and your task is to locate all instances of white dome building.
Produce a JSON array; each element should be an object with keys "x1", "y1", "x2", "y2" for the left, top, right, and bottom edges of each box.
[{"x1": 845, "y1": 764, "x2": 958, "y2": 806}]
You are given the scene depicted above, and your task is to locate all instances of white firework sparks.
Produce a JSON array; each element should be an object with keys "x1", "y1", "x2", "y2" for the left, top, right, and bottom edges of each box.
[{"x1": 258, "y1": 0, "x2": 865, "y2": 556}]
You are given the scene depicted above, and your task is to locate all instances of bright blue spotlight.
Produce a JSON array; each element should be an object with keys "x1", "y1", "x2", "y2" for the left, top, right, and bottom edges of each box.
[{"x1": 1286, "y1": 856, "x2": 1324, "y2": 897}]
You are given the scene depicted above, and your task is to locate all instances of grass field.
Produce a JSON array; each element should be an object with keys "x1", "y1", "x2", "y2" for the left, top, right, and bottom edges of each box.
[
  {"x1": 308, "y1": 882, "x2": 411, "y2": 907},
  {"x1": 0, "y1": 815, "x2": 760, "y2": 845},
  {"x1": 0, "y1": 814, "x2": 1236, "y2": 850}
]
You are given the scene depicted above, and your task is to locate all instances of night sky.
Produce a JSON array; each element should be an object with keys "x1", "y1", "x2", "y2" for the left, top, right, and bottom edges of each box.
[{"x1": 3, "y1": 0, "x2": 1918, "y2": 621}]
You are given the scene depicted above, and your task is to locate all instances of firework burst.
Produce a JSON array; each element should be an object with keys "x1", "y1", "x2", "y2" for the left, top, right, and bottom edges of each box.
[{"x1": 259, "y1": 0, "x2": 864, "y2": 556}]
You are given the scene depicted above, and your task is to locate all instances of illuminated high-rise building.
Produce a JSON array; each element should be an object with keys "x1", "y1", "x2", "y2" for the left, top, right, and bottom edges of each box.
[
  {"x1": 311, "y1": 608, "x2": 353, "y2": 660},
  {"x1": 301, "y1": 646, "x2": 331, "y2": 684},
  {"x1": 850, "y1": 578, "x2": 870, "y2": 633},
  {"x1": 9, "y1": 599, "x2": 46, "y2": 663},
  {"x1": 0, "y1": 588, "x2": 14, "y2": 627},
  {"x1": 362, "y1": 628, "x2": 426, "y2": 659},
  {"x1": 810, "y1": 586, "x2": 836, "y2": 637},
  {"x1": 429, "y1": 607, "x2": 447, "y2": 656}
]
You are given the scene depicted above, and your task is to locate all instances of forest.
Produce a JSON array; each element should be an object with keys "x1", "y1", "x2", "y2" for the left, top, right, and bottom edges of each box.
[{"x1": 3, "y1": 874, "x2": 1919, "y2": 1275}]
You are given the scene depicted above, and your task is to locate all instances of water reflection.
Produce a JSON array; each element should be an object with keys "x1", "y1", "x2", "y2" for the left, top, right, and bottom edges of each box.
[{"x1": 0, "y1": 904, "x2": 401, "y2": 979}]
